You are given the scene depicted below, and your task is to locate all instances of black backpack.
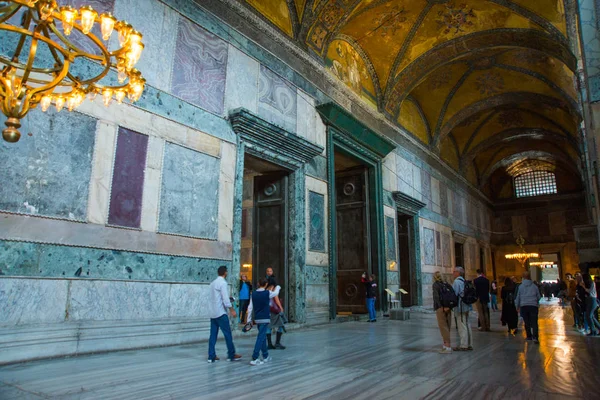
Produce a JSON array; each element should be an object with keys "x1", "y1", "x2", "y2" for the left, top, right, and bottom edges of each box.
[
  {"x1": 505, "y1": 291, "x2": 515, "y2": 306},
  {"x1": 461, "y1": 279, "x2": 478, "y2": 305},
  {"x1": 439, "y1": 282, "x2": 458, "y2": 309}
]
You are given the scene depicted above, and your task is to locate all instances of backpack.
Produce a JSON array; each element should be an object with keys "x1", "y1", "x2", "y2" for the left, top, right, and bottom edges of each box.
[
  {"x1": 505, "y1": 291, "x2": 515, "y2": 306},
  {"x1": 460, "y1": 279, "x2": 478, "y2": 305},
  {"x1": 439, "y1": 282, "x2": 458, "y2": 309}
]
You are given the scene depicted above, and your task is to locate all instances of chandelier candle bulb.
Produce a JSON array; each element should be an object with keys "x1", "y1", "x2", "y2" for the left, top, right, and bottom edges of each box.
[
  {"x1": 115, "y1": 90, "x2": 126, "y2": 104},
  {"x1": 54, "y1": 96, "x2": 65, "y2": 112},
  {"x1": 79, "y1": 6, "x2": 97, "y2": 35},
  {"x1": 40, "y1": 95, "x2": 52, "y2": 112},
  {"x1": 102, "y1": 89, "x2": 113, "y2": 107},
  {"x1": 117, "y1": 22, "x2": 132, "y2": 47},
  {"x1": 60, "y1": 6, "x2": 77, "y2": 35},
  {"x1": 100, "y1": 13, "x2": 116, "y2": 40}
]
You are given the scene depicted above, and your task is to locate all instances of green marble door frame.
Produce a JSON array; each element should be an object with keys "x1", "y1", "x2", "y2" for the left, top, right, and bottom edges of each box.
[
  {"x1": 229, "y1": 109, "x2": 323, "y2": 323},
  {"x1": 317, "y1": 103, "x2": 395, "y2": 319},
  {"x1": 393, "y1": 192, "x2": 426, "y2": 306}
]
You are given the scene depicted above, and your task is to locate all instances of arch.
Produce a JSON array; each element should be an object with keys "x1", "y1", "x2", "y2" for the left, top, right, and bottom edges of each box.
[
  {"x1": 384, "y1": 29, "x2": 577, "y2": 115},
  {"x1": 460, "y1": 128, "x2": 581, "y2": 171},
  {"x1": 433, "y1": 92, "x2": 581, "y2": 150}
]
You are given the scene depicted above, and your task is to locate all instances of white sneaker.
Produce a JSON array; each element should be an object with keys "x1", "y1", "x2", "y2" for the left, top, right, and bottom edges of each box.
[
  {"x1": 438, "y1": 347, "x2": 452, "y2": 354},
  {"x1": 250, "y1": 359, "x2": 263, "y2": 366},
  {"x1": 263, "y1": 356, "x2": 272, "y2": 363}
]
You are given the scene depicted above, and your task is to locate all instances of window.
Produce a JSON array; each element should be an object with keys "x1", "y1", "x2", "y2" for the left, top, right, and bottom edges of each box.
[{"x1": 514, "y1": 170, "x2": 557, "y2": 198}]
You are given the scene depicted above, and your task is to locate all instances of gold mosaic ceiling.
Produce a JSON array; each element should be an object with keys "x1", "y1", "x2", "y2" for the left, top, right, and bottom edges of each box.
[{"x1": 244, "y1": 0, "x2": 582, "y2": 196}]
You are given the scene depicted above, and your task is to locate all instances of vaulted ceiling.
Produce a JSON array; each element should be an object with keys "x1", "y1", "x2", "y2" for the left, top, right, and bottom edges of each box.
[{"x1": 243, "y1": 0, "x2": 583, "y2": 199}]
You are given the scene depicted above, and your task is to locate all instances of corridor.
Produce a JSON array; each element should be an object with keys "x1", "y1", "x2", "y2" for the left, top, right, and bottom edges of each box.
[{"x1": 1, "y1": 303, "x2": 597, "y2": 400}]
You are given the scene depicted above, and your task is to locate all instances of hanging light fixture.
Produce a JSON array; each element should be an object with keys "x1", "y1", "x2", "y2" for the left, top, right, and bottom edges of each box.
[
  {"x1": 0, "y1": 0, "x2": 146, "y2": 142},
  {"x1": 505, "y1": 235, "x2": 539, "y2": 269}
]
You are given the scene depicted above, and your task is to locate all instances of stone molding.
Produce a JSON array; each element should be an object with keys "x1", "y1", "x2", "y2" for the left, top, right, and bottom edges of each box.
[
  {"x1": 229, "y1": 108, "x2": 323, "y2": 170},
  {"x1": 392, "y1": 191, "x2": 426, "y2": 216}
]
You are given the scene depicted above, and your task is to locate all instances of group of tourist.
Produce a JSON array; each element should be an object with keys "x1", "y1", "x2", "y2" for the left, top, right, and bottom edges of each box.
[
  {"x1": 568, "y1": 272, "x2": 600, "y2": 336},
  {"x1": 207, "y1": 266, "x2": 287, "y2": 366},
  {"x1": 432, "y1": 268, "x2": 543, "y2": 353},
  {"x1": 432, "y1": 267, "x2": 600, "y2": 352}
]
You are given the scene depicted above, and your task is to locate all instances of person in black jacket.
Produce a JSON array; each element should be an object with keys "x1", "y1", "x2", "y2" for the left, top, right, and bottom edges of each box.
[
  {"x1": 361, "y1": 273, "x2": 377, "y2": 322},
  {"x1": 432, "y1": 271, "x2": 452, "y2": 353},
  {"x1": 501, "y1": 277, "x2": 518, "y2": 335},
  {"x1": 474, "y1": 269, "x2": 491, "y2": 331}
]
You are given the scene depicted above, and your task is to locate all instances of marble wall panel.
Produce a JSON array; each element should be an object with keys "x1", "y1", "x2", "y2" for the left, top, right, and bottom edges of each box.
[
  {"x1": 385, "y1": 216, "x2": 397, "y2": 261},
  {"x1": 421, "y1": 169, "x2": 432, "y2": 202},
  {"x1": 140, "y1": 136, "x2": 165, "y2": 232},
  {"x1": 88, "y1": 121, "x2": 117, "y2": 225},
  {"x1": 306, "y1": 265, "x2": 329, "y2": 285},
  {"x1": 258, "y1": 66, "x2": 297, "y2": 132},
  {"x1": 423, "y1": 228, "x2": 435, "y2": 265},
  {"x1": 108, "y1": 128, "x2": 148, "y2": 228},
  {"x1": 113, "y1": 0, "x2": 178, "y2": 92},
  {"x1": 306, "y1": 155, "x2": 327, "y2": 182},
  {"x1": 306, "y1": 284, "x2": 329, "y2": 307},
  {"x1": 69, "y1": 280, "x2": 171, "y2": 320},
  {"x1": 0, "y1": 278, "x2": 68, "y2": 324},
  {"x1": 412, "y1": 164, "x2": 422, "y2": 197},
  {"x1": 0, "y1": 240, "x2": 228, "y2": 282},
  {"x1": 225, "y1": 45, "x2": 259, "y2": 114},
  {"x1": 158, "y1": 143, "x2": 220, "y2": 239},
  {"x1": 308, "y1": 191, "x2": 326, "y2": 252},
  {"x1": 431, "y1": 177, "x2": 440, "y2": 213},
  {"x1": 442, "y1": 233, "x2": 451, "y2": 268},
  {"x1": 171, "y1": 17, "x2": 228, "y2": 115},
  {"x1": 435, "y1": 231, "x2": 442, "y2": 266},
  {"x1": 218, "y1": 142, "x2": 236, "y2": 243},
  {"x1": 439, "y1": 181, "x2": 449, "y2": 218},
  {"x1": 387, "y1": 271, "x2": 399, "y2": 285},
  {"x1": 0, "y1": 110, "x2": 96, "y2": 221},
  {"x1": 396, "y1": 156, "x2": 413, "y2": 187},
  {"x1": 168, "y1": 283, "x2": 211, "y2": 318},
  {"x1": 297, "y1": 90, "x2": 317, "y2": 142}
]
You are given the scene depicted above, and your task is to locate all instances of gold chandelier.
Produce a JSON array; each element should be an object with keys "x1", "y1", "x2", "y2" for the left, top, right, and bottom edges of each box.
[
  {"x1": 0, "y1": 0, "x2": 145, "y2": 142},
  {"x1": 505, "y1": 235, "x2": 539, "y2": 268}
]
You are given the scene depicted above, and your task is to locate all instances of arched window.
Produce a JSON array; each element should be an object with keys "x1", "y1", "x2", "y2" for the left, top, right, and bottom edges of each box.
[{"x1": 514, "y1": 170, "x2": 557, "y2": 198}]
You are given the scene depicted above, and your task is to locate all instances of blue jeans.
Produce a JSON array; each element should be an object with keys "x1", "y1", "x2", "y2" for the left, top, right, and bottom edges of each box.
[
  {"x1": 585, "y1": 297, "x2": 600, "y2": 334},
  {"x1": 252, "y1": 323, "x2": 270, "y2": 360},
  {"x1": 208, "y1": 314, "x2": 235, "y2": 360},
  {"x1": 366, "y1": 297, "x2": 376, "y2": 320},
  {"x1": 490, "y1": 294, "x2": 498, "y2": 310}
]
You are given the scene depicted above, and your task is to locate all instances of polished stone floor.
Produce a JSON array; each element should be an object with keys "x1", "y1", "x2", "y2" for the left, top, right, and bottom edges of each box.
[{"x1": 1, "y1": 300, "x2": 599, "y2": 399}]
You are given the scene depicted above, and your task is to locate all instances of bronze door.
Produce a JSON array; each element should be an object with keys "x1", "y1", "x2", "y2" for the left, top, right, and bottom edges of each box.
[
  {"x1": 335, "y1": 167, "x2": 370, "y2": 313},
  {"x1": 398, "y1": 214, "x2": 412, "y2": 307},
  {"x1": 253, "y1": 173, "x2": 288, "y2": 308}
]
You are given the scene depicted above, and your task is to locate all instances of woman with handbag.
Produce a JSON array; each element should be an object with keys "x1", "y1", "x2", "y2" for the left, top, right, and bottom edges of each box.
[{"x1": 266, "y1": 278, "x2": 286, "y2": 349}]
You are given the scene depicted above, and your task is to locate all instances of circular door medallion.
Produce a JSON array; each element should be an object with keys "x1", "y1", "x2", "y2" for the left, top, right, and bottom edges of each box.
[
  {"x1": 343, "y1": 183, "x2": 355, "y2": 196},
  {"x1": 264, "y1": 184, "x2": 277, "y2": 197},
  {"x1": 345, "y1": 283, "x2": 358, "y2": 298}
]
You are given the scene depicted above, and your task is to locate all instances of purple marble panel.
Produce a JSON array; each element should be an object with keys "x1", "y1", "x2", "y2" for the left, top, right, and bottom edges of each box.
[
  {"x1": 171, "y1": 18, "x2": 228, "y2": 115},
  {"x1": 108, "y1": 127, "x2": 148, "y2": 228}
]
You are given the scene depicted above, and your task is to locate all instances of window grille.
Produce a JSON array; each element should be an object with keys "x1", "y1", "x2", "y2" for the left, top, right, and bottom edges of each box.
[{"x1": 514, "y1": 170, "x2": 557, "y2": 198}]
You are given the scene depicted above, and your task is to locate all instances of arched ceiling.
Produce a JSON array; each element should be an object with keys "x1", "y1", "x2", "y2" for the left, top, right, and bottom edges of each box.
[{"x1": 243, "y1": 0, "x2": 583, "y2": 199}]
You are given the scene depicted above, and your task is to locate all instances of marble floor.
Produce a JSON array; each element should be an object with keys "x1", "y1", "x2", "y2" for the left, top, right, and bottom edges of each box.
[{"x1": 1, "y1": 300, "x2": 599, "y2": 400}]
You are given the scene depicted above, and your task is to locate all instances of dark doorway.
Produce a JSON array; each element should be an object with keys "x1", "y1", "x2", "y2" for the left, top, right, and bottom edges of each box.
[
  {"x1": 241, "y1": 155, "x2": 289, "y2": 309},
  {"x1": 455, "y1": 242, "x2": 464, "y2": 268},
  {"x1": 334, "y1": 151, "x2": 371, "y2": 314},
  {"x1": 491, "y1": 251, "x2": 497, "y2": 280},
  {"x1": 397, "y1": 213, "x2": 414, "y2": 307}
]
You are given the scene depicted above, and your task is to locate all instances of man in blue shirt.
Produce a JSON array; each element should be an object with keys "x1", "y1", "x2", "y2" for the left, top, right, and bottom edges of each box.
[{"x1": 238, "y1": 274, "x2": 252, "y2": 323}]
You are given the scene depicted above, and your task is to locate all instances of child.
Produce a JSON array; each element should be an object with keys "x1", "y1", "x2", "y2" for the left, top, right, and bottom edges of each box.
[
  {"x1": 361, "y1": 273, "x2": 377, "y2": 322},
  {"x1": 246, "y1": 278, "x2": 272, "y2": 366}
]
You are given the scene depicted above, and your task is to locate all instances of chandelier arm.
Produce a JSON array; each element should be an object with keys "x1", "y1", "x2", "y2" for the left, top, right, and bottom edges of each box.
[
  {"x1": 8, "y1": 8, "x2": 33, "y2": 64},
  {"x1": 19, "y1": 31, "x2": 40, "y2": 87},
  {"x1": 25, "y1": 58, "x2": 71, "y2": 107},
  {"x1": 0, "y1": 3, "x2": 20, "y2": 24},
  {"x1": 1, "y1": 23, "x2": 72, "y2": 59}
]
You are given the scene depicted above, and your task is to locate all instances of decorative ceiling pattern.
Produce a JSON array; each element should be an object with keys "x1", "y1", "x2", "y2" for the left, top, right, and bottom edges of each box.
[{"x1": 244, "y1": 0, "x2": 582, "y2": 199}]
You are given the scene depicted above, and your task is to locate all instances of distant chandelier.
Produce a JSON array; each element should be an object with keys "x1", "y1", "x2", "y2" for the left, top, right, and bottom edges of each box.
[
  {"x1": 529, "y1": 261, "x2": 554, "y2": 267},
  {"x1": 505, "y1": 235, "x2": 539, "y2": 268},
  {"x1": 0, "y1": 0, "x2": 146, "y2": 142}
]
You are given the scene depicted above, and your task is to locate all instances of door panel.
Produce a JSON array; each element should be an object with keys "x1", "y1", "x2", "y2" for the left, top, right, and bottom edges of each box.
[
  {"x1": 335, "y1": 167, "x2": 370, "y2": 313},
  {"x1": 398, "y1": 214, "x2": 412, "y2": 307},
  {"x1": 253, "y1": 173, "x2": 288, "y2": 308}
]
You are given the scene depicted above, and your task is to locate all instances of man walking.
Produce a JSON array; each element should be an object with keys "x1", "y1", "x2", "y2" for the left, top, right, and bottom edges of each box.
[
  {"x1": 515, "y1": 270, "x2": 542, "y2": 343},
  {"x1": 474, "y1": 269, "x2": 491, "y2": 331},
  {"x1": 208, "y1": 266, "x2": 242, "y2": 363},
  {"x1": 452, "y1": 267, "x2": 473, "y2": 351}
]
